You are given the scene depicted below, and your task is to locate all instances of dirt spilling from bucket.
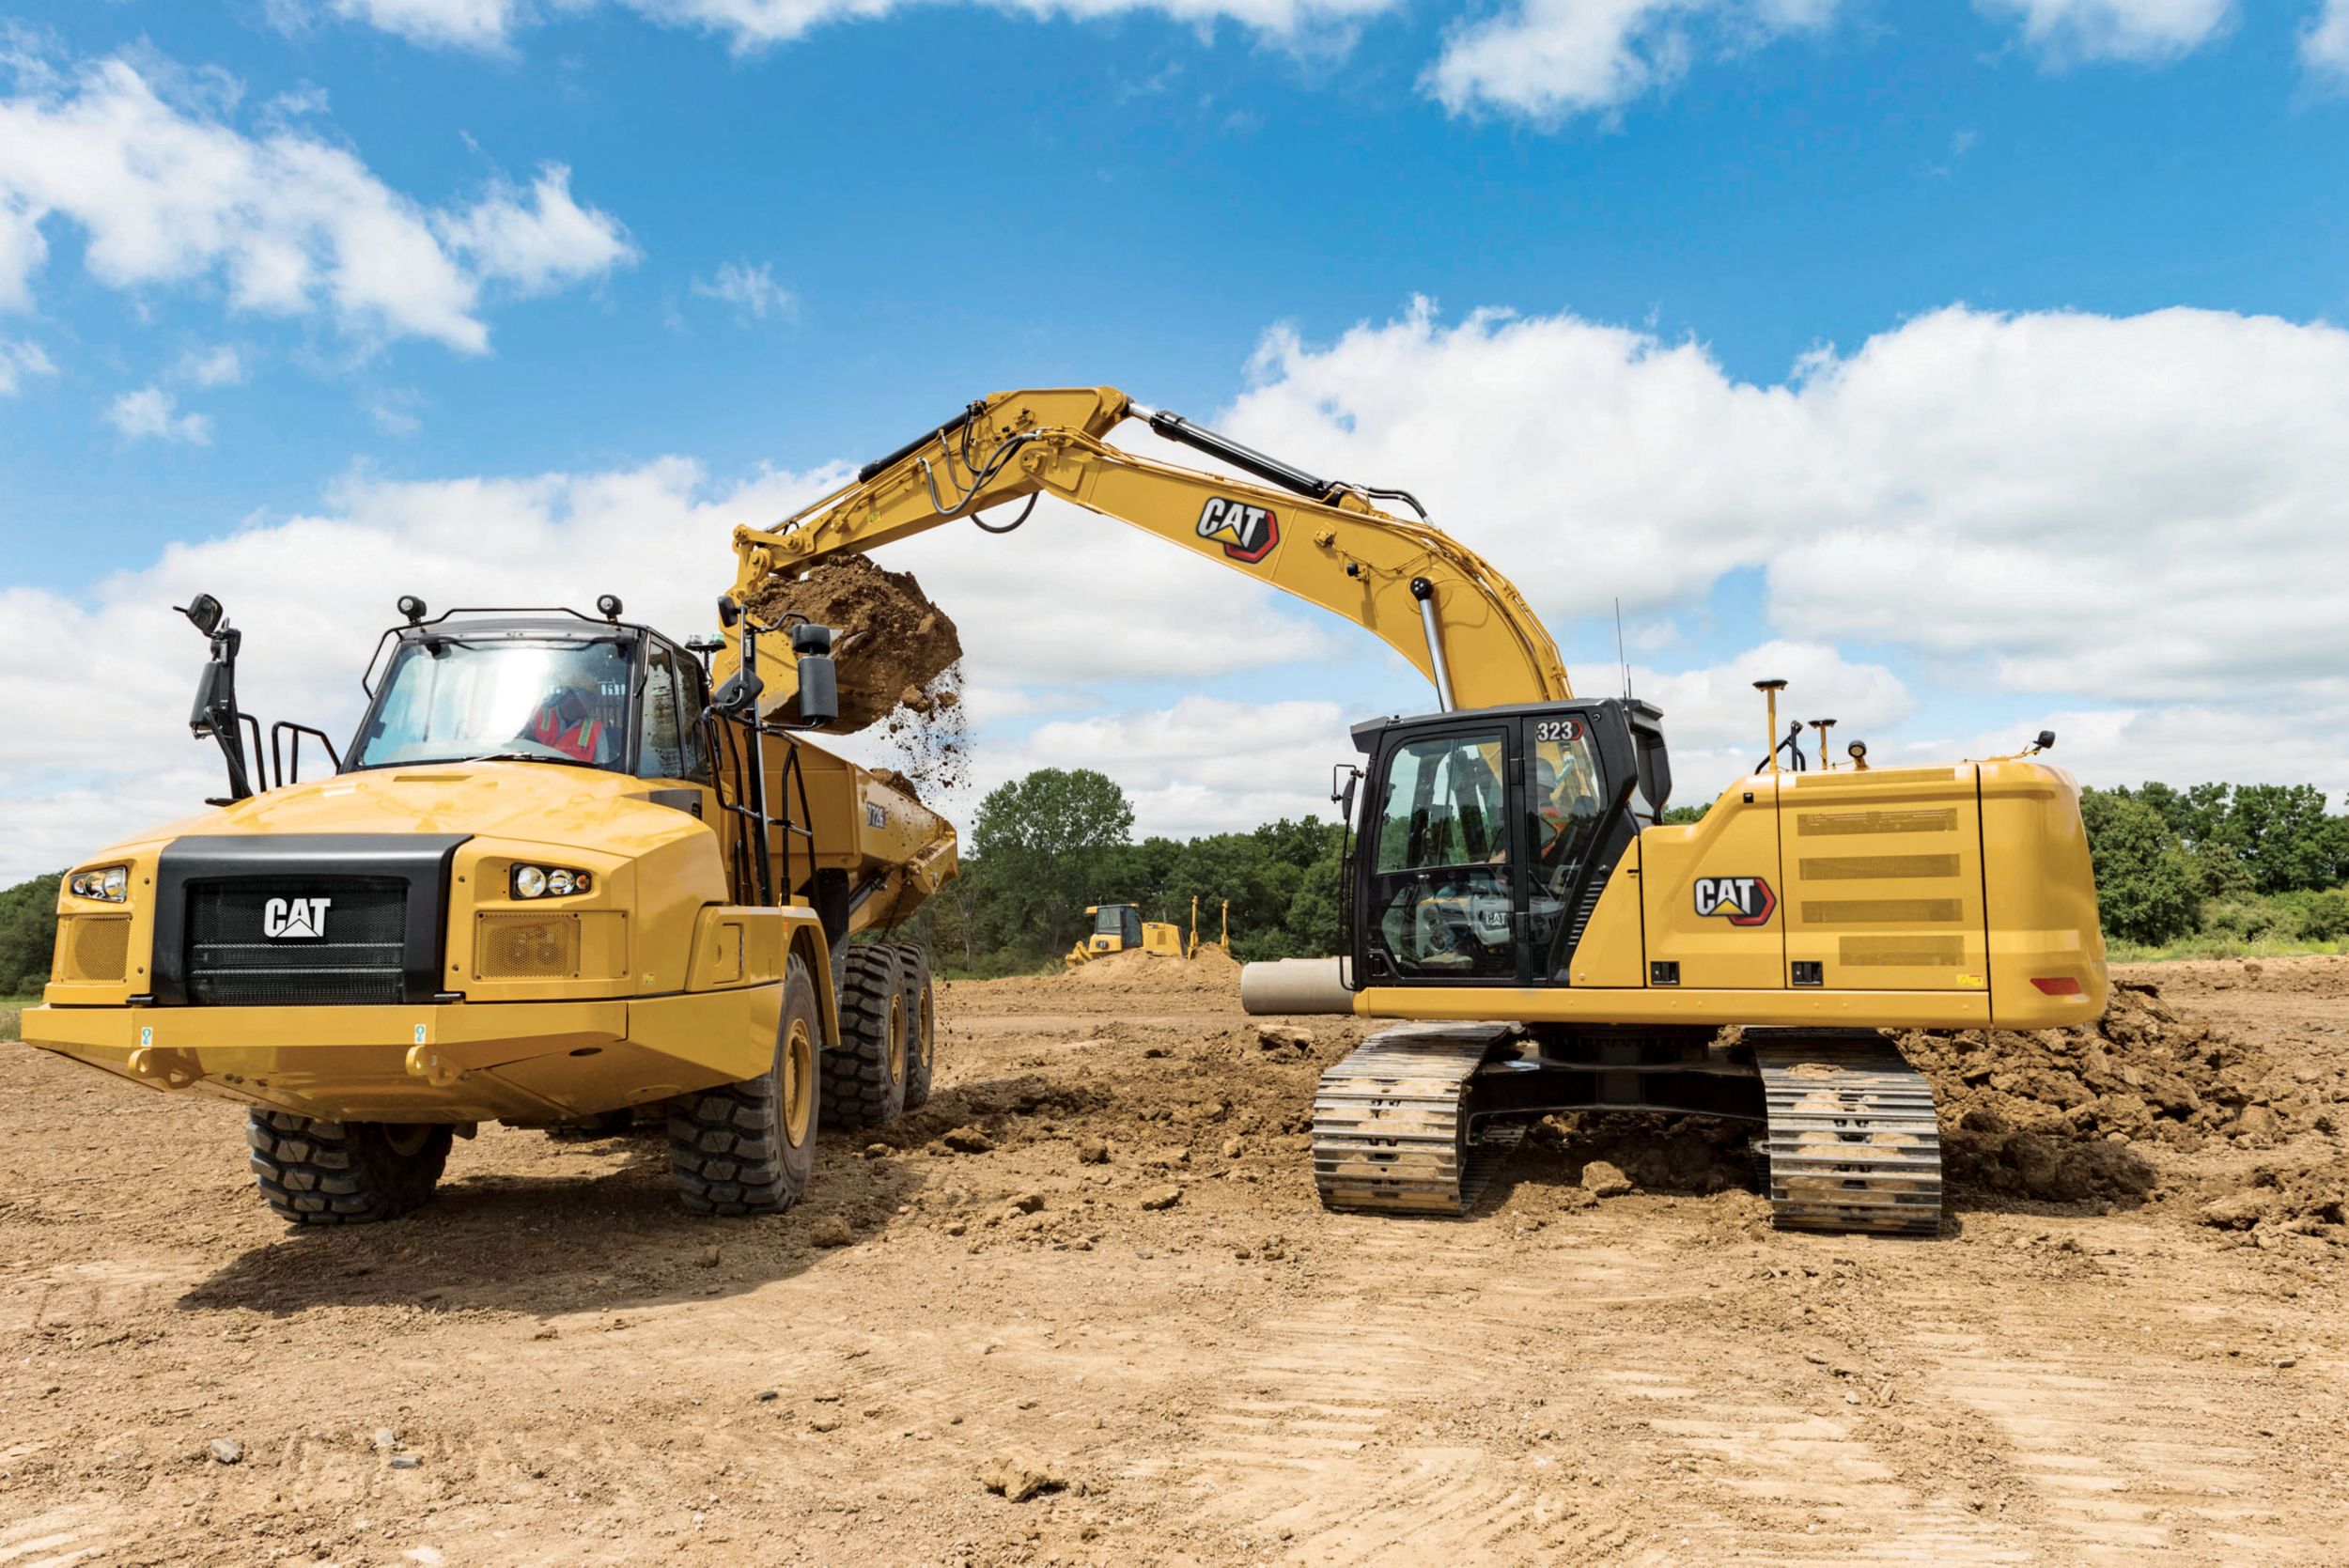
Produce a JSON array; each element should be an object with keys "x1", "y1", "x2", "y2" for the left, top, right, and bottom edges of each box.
[{"x1": 741, "y1": 553, "x2": 971, "y2": 796}]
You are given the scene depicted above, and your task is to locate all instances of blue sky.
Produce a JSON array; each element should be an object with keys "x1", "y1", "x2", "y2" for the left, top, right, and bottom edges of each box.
[{"x1": 4, "y1": 0, "x2": 2348, "y2": 877}]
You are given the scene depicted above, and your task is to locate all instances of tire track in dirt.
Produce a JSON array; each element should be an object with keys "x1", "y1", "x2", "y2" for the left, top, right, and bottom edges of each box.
[{"x1": 1904, "y1": 1305, "x2": 2340, "y2": 1562}]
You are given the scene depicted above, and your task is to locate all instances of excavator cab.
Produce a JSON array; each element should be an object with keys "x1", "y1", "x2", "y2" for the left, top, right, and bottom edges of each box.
[{"x1": 1349, "y1": 698, "x2": 1668, "y2": 987}]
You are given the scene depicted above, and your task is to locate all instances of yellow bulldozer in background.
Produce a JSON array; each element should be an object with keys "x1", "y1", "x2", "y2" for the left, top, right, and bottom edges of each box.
[{"x1": 1066, "y1": 895, "x2": 1230, "y2": 966}]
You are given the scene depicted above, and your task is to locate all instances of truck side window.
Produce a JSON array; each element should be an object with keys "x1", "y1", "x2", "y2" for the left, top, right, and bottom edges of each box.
[
  {"x1": 640, "y1": 646, "x2": 687, "y2": 782},
  {"x1": 674, "y1": 651, "x2": 713, "y2": 784}
]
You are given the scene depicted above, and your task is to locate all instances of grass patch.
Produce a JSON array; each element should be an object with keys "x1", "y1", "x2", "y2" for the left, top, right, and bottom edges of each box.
[
  {"x1": 2107, "y1": 935, "x2": 2346, "y2": 963},
  {"x1": 0, "y1": 995, "x2": 37, "y2": 1044}
]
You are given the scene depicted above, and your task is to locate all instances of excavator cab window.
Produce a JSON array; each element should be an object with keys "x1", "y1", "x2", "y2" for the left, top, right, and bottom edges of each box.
[{"x1": 1365, "y1": 730, "x2": 1517, "y2": 980}]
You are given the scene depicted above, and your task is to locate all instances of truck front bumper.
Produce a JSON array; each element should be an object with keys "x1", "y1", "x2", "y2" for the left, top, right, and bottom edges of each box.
[{"x1": 21, "y1": 988, "x2": 779, "y2": 1125}]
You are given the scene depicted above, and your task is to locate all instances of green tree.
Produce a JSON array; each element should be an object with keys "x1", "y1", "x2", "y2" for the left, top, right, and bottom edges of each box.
[
  {"x1": 2297, "y1": 887, "x2": 2349, "y2": 943},
  {"x1": 2079, "y1": 789, "x2": 2202, "y2": 945},
  {"x1": 966, "y1": 768, "x2": 1135, "y2": 959},
  {"x1": 0, "y1": 874, "x2": 62, "y2": 994}
]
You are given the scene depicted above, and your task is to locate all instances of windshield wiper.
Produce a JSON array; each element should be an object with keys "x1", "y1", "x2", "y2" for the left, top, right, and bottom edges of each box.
[{"x1": 464, "y1": 752, "x2": 605, "y2": 769}]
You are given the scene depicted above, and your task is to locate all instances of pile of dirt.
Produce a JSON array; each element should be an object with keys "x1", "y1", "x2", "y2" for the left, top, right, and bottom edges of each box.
[
  {"x1": 1057, "y1": 945, "x2": 1244, "y2": 995},
  {"x1": 743, "y1": 554, "x2": 966, "y2": 743},
  {"x1": 2116, "y1": 953, "x2": 2349, "y2": 997},
  {"x1": 1895, "y1": 978, "x2": 2339, "y2": 1204}
]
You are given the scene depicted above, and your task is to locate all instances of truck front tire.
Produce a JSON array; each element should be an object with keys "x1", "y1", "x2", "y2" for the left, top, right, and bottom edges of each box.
[
  {"x1": 670, "y1": 955, "x2": 821, "y2": 1216},
  {"x1": 824, "y1": 945, "x2": 909, "y2": 1127},
  {"x1": 247, "y1": 1112, "x2": 451, "y2": 1225}
]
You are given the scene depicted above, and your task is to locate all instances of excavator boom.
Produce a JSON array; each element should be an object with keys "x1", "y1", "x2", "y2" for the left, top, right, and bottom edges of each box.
[{"x1": 722, "y1": 387, "x2": 1569, "y2": 715}]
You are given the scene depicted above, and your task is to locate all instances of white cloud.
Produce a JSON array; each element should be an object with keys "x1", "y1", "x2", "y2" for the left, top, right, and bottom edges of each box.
[
  {"x1": 1218, "y1": 298, "x2": 2349, "y2": 798},
  {"x1": 306, "y1": 0, "x2": 1400, "y2": 54},
  {"x1": 324, "y1": 0, "x2": 532, "y2": 50},
  {"x1": 0, "y1": 454, "x2": 1341, "y2": 879},
  {"x1": 435, "y1": 165, "x2": 637, "y2": 296},
  {"x1": 0, "y1": 51, "x2": 630, "y2": 352},
  {"x1": 972, "y1": 695, "x2": 1351, "y2": 839},
  {"x1": 0, "y1": 336, "x2": 54, "y2": 395},
  {"x1": 178, "y1": 345, "x2": 245, "y2": 387},
  {"x1": 1424, "y1": 0, "x2": 1842, "y2": 121},
  {"x1": 2306, "y1": 0, "x2": 2349, "y2": 80},
  {"x1": 692, "y1": 259, "x2": 794, "y2": 321},
  {"x1": 106, "y1": 385, "x2": 212, "y2": 444},
  {"x1": 1974, "y1": 0, "x2": 2232, "y2": 65}
]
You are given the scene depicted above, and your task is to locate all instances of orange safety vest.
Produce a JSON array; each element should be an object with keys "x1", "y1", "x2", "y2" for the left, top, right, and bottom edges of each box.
[{"x1": 531, "y1": 705, "x2": 604, "y2": 761}]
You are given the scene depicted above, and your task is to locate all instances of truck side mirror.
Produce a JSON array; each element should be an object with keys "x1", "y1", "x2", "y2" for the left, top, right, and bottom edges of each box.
[
  {"x1": 189, "y1": 660, "x2": 227, "y2": 738},
  {"x1": 178, "y1": 593, "x2": 224, "y2": 637},
  {"x1": 790, "y1": 623, "x2": 839, "y2": 728},
  {"x1": 711, "y1": 667, "x2": 764, "y2": 718}
]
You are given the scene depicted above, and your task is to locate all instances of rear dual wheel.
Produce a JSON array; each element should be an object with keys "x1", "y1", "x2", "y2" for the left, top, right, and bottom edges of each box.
[
  {"x1": 825, "y1": 945, "x2": 911, "y2": 1127},
  {"x1": 894, "y1": 943, "x2": 937, "y2": 1111}
]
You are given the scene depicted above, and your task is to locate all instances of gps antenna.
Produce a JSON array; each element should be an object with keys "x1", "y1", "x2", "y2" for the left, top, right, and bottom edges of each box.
[{"x1": 1614, "y1": 598, "x2": 1631, "y2": 701}]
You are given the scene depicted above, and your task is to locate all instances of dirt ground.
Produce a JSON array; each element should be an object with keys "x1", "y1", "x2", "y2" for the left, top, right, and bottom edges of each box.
[{"x1": 4, "y1": 955, "x2": 2345, "y2": 1566}]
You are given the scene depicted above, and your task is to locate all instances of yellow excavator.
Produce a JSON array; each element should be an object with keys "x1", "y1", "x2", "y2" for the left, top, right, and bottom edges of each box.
[
  {"x1": 722, "y1": 386, "x2": 2108, "y2": 1235},
  {"x1": 24, "y1": 586, "x2": 956, "y2": 1223},
  {"x1": 1066, "y1": 895, "x2": 1230, "y2": 966}
]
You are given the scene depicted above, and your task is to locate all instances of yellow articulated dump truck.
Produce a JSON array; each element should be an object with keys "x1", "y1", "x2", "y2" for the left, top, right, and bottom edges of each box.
[{"x1": 23, "y1": 589, "x2": 955, "y2": 1224}]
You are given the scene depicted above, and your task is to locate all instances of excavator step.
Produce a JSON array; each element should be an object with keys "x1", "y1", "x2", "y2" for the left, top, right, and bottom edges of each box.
[
  {"x1": 1312, "y1": 1026, "x2": 1512, "y2": 1216},
  {"x1": 1752, "y1": 1033, "x2": 1943, "y2": 1238}
]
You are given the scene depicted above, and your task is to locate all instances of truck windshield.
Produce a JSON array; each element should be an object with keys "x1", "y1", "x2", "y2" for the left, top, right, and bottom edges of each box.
[{"x1": 352, "y1": 636, "x2": 634, "y2": 770}]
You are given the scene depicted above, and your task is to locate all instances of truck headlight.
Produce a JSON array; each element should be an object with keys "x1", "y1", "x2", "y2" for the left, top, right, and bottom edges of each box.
[
  {"x1": 510, "y1": 863, "x2": 591, "y2": 899},
  {"x1": 70, "y1": 865, "x2": 129, "y2": 903}
]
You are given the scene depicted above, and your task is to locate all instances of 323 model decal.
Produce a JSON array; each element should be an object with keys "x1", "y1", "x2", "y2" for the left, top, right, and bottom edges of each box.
[{"x1": 1693, "y1": 876, "x2": 1776, "y2": 926}]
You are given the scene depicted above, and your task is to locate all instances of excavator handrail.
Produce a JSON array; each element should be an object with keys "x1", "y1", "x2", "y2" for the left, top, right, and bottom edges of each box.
[{"x1": 719, "y1": 387, "x2": 1571, "y2": 717}]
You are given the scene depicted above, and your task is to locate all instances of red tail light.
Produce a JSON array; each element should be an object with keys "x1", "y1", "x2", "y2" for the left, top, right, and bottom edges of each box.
[{"x1": 2030, "y1": 976, "x2": 2083, "y2": 996}]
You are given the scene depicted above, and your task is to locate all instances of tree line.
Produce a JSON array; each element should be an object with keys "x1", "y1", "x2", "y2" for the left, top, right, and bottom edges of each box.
[
  {"x1": 2079, "y1": 783, "x2": 2349, "y2": 949},
  {"x1": 5, "y1": 773, "x2": 2343, "y2": 992}
]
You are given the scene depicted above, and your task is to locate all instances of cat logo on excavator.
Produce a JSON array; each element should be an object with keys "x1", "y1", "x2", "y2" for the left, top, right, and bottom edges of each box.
[
  {"x1": 1196, "y1": 496, "x2": 1279, "y2": 563},
  {"x1": 1693, "y1": 876, "x2": 1775, "y2": 926}
]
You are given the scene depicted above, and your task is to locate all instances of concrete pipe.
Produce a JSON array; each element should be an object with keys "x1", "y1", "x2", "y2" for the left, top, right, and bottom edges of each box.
[{"x1": 1239, "y1": 957, "x2": 1355, "y2": 1016}]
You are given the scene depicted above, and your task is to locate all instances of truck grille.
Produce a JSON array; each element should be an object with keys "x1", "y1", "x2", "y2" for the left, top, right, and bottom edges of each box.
[{"x1": 184, "y1": 878, "x2": 409, "y2": 1006}]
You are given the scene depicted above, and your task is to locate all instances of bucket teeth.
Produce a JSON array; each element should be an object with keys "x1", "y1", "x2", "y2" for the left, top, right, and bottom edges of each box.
[
  {"x1": 1754, "y1": 1036, "x2": 1943, "y2": 1237},
  {"x1": 1312, "y1": 1031, "x2": 1503, "y2": 1216}
]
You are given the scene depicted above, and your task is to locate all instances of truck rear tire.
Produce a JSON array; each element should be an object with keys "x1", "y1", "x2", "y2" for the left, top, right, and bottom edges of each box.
[
  {"x1": 824, "y1": 944, "x2": 908, "y2": 1127},
  {"x1": 670, "y1": 955, "x2": 821, "y2": 1216},
  {"x1": 894, "y1": 943, "x2": 937, "y2": 1111},
  {"x1": 246, "y1": 1112, "x2": 451, "y2": 1225}
]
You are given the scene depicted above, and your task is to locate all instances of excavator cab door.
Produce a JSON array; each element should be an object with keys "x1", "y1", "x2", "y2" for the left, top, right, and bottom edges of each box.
[
  {"x1": 1355, "y1": 722, "x2": 1523, "y2": 984},
  {"x1": 1352, "y1": 702, "x2": 1648, "y2": 987}
]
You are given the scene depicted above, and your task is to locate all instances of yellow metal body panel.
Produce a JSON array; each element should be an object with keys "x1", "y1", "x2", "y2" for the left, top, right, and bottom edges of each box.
[
  {"x1": 1140, "y1": 923, "x2": 1184, "y2": 956},
  {"x1": 26, "y1": 760, "x2": 848, "y2": 1123},
  {"x1": 1638, "y1": 776, "x2": 1787, "y2": 991},
  {"x1": 1979, "y1": 760, "x2": 2111, "y2": 1026},
  {"x1": 1559, "y1": 847, "x2": 1645, "y2": 986},
  {"x1": 1781, "y1": 766, "x2": 1987, "y2": 992}
]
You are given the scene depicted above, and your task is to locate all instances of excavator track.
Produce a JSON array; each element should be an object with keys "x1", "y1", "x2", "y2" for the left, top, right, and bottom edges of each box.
[
  {"x1": 1312, "y1": 1027, "x2": 1512, "y2": 1215},
  {"x1": 1752, "y1": 1033, "x2": 1943, "y2": 1237}
]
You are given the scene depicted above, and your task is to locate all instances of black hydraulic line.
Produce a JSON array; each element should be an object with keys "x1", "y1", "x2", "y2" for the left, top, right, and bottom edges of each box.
[
  {"x1": 1139, "y1": 407, "x2": 1343, "y2": 503},
  {"x1": 857, "y1": 401, "x2": 982, "y2": 484}
]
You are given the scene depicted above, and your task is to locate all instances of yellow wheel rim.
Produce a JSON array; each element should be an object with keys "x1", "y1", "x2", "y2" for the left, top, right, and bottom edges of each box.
[
  {"x1": 917, "y1": 989, "x2": 934, "y2": 1070},
  {"x1": 782, "y1": 1017, "x2": 815, "y2": 1145},
  {"x1": 385, "y1": 1125, "x2": 433, "y2": 1157},
  {"x1": 887, "y1": 993, "x2": 907, "y2": 1083}
]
